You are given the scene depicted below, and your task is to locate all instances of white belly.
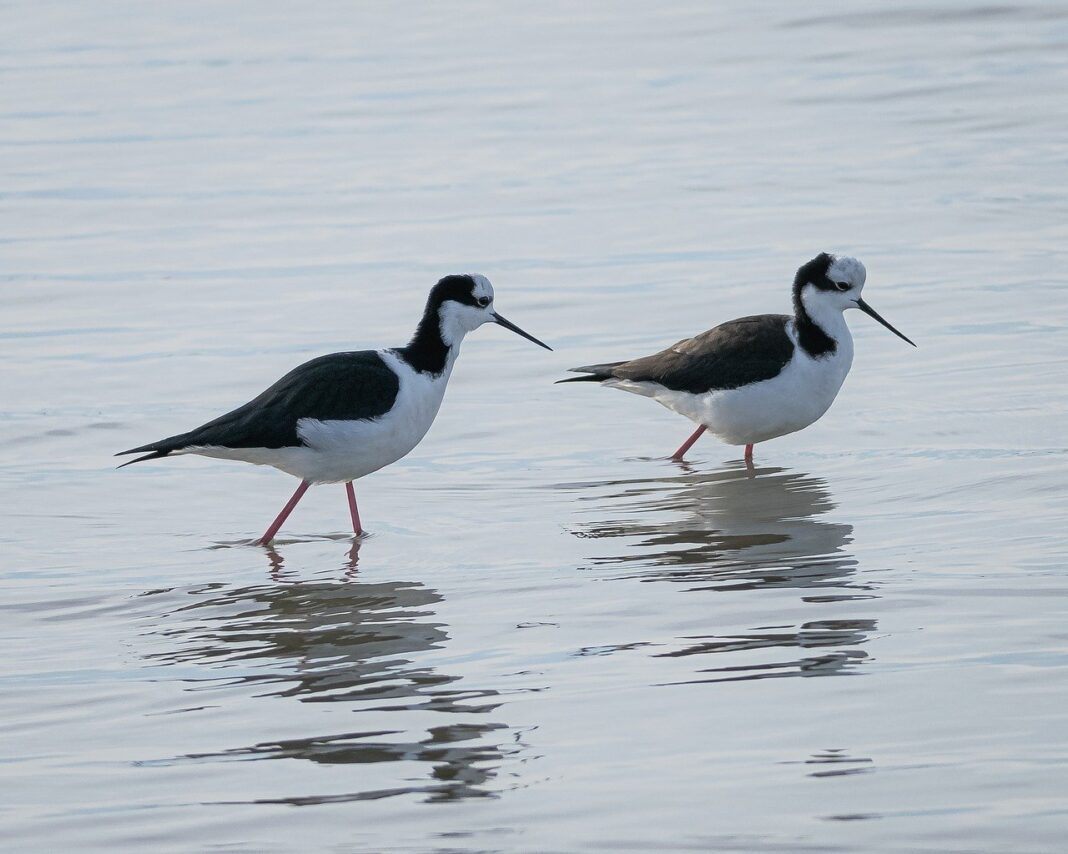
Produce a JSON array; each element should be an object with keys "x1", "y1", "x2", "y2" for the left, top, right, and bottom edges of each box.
[
  {"x1": 187, "y1": 350, "x2": 453, "y2": 483},
  {"x1": 610, "y1": 341, "x2": 854, "y2": 446}
]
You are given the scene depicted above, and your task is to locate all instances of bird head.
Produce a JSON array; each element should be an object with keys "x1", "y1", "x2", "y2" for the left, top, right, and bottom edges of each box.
[
  {"x1": 794, "y1": 253, "x2": 915, "y2": 346},
  {"x1": 431, "y1": 274, "x2": 551, "y2": 350}
]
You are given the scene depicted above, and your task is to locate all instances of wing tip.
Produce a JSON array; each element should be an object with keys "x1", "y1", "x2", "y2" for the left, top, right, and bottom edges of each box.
[
  {"x1": 554, "y1": 362, "x2": 623, "y2": 384},
  {"x1": 115, "y1": 446, "x2": 173, "y2": 468}
]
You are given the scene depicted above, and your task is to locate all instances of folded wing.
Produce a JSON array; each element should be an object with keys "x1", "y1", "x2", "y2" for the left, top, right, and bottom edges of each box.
[
  {"x1": 116, "y1": 351, "x2": 400, "y2": 466},
  {"x1": 561, "y1": 315, "x2": 795, "y2": 394}
]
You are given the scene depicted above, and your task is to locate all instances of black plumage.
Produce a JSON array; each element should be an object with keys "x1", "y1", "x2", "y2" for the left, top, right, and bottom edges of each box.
[
  {"x1": 791, "y1": 252, "x2": 838, "y2": 357},
  {"x1": 116, "y1": 350, "x2": 400, "y2": 466},
  {"x1": 559, "y1": 315, "x2": 795, "y2": 394},
  {"x1": 401, "y1": 274, "x2": 484, "y2": 374}
]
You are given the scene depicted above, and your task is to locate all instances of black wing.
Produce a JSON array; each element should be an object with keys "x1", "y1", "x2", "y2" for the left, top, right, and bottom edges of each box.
[
  {"x1": 561, "y1": 315, "x2": 795, "y2": 394},
  {"x1": 117, "y1": 350, "x2": 400, "y2": 465}
]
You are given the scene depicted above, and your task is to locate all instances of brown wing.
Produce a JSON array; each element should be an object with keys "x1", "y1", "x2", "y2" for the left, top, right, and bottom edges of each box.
[{"x1": 571, "y1": 315, "x2": 795, "y2": 394}]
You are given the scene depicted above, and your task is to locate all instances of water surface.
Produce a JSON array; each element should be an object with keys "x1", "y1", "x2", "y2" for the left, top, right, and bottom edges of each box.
[{"x1": 3, "y1": 2, "x2": 1068, "y2": 851}]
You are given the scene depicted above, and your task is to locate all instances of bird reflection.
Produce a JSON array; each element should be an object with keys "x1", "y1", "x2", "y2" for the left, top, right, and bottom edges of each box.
[
  {"x1": 143, "y1": 550, "x2": 521, "y2": 803},
  {"x1": 562, "y1": 462, "x2": 877, "y2": 681},
  {"x1": 263, "y1": 537, "x2": 362, "y2": 583},
  {"x1": 567, "y1": 462, "x2": 863, "y2": 595}
]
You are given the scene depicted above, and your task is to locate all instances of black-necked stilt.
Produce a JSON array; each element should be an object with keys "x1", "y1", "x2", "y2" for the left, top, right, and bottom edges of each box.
[
  {"x1": 117, "y1": 274, "x2": 551, "y2": 544},
  {"x1": 558, "y1": 253, "x2": 914, "y2": 463}
]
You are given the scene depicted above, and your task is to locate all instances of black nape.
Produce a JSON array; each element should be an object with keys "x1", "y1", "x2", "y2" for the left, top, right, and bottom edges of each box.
[
  {"x1": 792, "y1": 253, "x2": 838, "y2": 358},
  {"x1": 399, "y1": 275, "x2": 478, "y2": 374}
]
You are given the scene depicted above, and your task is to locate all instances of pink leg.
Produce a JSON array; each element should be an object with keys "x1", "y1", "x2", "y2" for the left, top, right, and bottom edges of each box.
[
  {"x1": 258, "y1": 479, "x2": 311, "y2": 546},
  {"x1": 345, "y1": 481, "x2": 363, "y2": 536},
  {"x1": 744, "y1": 443, "x2": 754, "y2": 463},
  {"x1": 671, "y1": 425, "x2": 707, "y2": 461}
]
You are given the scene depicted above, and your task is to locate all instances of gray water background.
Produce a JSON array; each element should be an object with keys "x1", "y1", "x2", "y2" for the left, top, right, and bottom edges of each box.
[{"x1": 3, "y1": 2, "x2": 1068, "y2": 851}]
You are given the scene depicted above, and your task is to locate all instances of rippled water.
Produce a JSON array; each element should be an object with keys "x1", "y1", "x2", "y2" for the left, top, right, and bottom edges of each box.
[{"x1": 3, "y1": 2, "x2": 1068, "y2": 851}]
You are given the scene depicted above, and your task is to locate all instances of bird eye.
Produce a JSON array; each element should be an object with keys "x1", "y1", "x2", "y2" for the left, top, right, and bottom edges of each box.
[
  {"x1": 477, "y1": 296, "x2": 491, "y2": 307},
  {"x1": 834, "y1": 281, "x2": 850, "y2": 291}
]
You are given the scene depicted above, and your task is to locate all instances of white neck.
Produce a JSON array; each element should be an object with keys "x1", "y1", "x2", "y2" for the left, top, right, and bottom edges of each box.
[
  {"x1": 800, "y1": 288, "x2": 852, "y2": 346},
  {"x1": 439, "y1": 319, "x2": 466, "y2": 350},
  {"x1": 438, "y1": 302, "x2": 477, "y2": 349}
]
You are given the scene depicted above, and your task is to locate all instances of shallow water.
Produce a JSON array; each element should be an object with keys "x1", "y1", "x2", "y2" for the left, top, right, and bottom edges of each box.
[{"x1": 3, "y1": 2, "x2": 1068, "y2": 851}]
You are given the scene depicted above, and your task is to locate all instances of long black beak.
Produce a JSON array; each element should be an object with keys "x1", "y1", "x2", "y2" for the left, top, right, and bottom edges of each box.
[
  {"x1": 492, "y1": 312, "x2": 552, "y2": 351},
  {"x1": 855, "y1": 297, "x2": 916, "y2": 347}
]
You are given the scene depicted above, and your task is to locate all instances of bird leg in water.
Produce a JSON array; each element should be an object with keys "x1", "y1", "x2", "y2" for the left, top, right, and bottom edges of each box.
[
  {"x1": 346, "y1": 481, "x2": 363, "y2": 536},
  {"x1": 671, "y1": 425, "x2": 707, "y2": 461},
  {"x1": 744, "y1": 443, "x2": 754, "y2": 463},
  {"x1": 259, "y1": 479, "x2": 311, "y2": 545}
]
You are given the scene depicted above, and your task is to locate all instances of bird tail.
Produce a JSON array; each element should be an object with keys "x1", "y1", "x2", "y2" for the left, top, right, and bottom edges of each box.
[{"x1": 554, "y1": 362, "x2": 625, "y2": 384}]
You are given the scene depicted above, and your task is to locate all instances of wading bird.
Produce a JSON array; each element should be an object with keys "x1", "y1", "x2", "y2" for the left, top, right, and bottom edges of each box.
[
  {"x1": 558, "y1": 253, "x2": 913, "y2": 462},
  {"x1": 118, "y1": 274, "x2": 551, "y2": 544}
]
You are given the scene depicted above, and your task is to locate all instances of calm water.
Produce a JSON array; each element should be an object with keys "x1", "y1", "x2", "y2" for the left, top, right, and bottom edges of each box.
[{"x1": 3, "y1": 2, "x2": 1068, "y2": 851}]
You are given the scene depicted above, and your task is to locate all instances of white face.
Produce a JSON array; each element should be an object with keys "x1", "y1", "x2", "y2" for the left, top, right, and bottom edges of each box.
[
  {"x1": 438, "y1": 274, "x2": 496, "y2": 345},
  {"x1": 803, "y1": 256, "x2": 868, "y2": 315},
  {"x1": 798, "y1": 254, "x2": 915, "y2": 346},
  {"x1": 829, "y1": 256, "x2": 867, "y2": 305}
]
